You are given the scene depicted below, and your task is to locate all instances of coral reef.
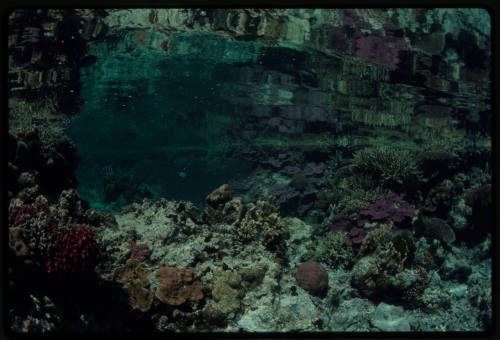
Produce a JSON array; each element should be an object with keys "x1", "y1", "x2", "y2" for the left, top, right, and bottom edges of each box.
[
  {"x1": 464, "y1": 184, "x2": 492, "y2": 241},
  {"x1": 423, "y1": 180, "x2": 453, "y2": 217},
  {"x1": 351, "y1": 224, "x2": 417, "y2": 300},
  {"x1": 202, "y1": 184, "x2": 289, "y2": 251},
  {"x1": 8, "y1": 129, "x2": 81, "y2": 198},
  {"x1": 6, "y1": 7, "x2": 492, "y2": 334},
  {"x1": 316, "y1": 231, "x2": 354, "y2": 269},
  {"x1": 238, "y1": 198, "x2": 289, "y2": 250},
  {"x1": 391, "y1": 231, "x2": 417, "y2": 267},
  {"x1": 129, "y1": 242, "x2": 151, "y2": 262},
  {"x1": 289, "y1": 173, "x2": 308, "y2": 191}
]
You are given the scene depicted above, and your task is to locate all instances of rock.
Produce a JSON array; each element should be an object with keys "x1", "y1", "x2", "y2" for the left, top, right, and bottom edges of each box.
[
  {"x1": 370, "y1": 303, "x2": 410, "y2": 331},
  {"x1": 17, "y1": 172, "x2": 36, "y2": 189}
]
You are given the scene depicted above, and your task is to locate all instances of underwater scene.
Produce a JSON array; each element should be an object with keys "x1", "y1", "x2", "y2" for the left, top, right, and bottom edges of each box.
[{"x1": 7, "y1": 8, "x2": 492, "y2": 333}]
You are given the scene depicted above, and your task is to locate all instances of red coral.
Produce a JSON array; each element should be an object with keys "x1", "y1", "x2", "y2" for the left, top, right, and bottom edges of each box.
[
  {"x1": 129, "y1": 242, "x2": 151, "y2": 261},
  {"x1": 46, "y1": 226, "x2": 97, "y2": 274}
]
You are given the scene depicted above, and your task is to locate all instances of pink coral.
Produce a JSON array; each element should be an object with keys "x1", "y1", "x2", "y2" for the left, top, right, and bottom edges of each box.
[{"x1": 46, "y1": 226, "x2": 97, "y2": 274}]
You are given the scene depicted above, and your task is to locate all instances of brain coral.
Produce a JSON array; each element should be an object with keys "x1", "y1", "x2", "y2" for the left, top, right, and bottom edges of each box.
[{"x1": 295, "y1": 261, "x2": 328, "y2": 298}]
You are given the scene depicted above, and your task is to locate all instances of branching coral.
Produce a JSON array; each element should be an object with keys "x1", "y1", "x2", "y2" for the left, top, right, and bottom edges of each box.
[
  {"x1": 238, "y1": 197, "x2": 289, "y2": 250},
  {"x1": 336, "y1": 186, "x2": 389, "y2": 216},
  {"x1": 351, "y1": 146, "x2": 421, "y2": 190},
  {"x1": 317, "y1": 231, "x2": 354, "y2": 269},
  {"x1": 203, "y1": 184, "x2": 289, "y2": 251}
]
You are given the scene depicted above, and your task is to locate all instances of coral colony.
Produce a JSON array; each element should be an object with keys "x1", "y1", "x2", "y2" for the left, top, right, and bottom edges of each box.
[{"x1": 7, "y1": 8, "x2": 492, "y2": 334}]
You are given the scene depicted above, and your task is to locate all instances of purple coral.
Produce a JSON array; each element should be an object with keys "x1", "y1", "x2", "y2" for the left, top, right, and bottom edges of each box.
[
  {"x1": 345, "y1": 227, "x2": 369, "y2": 246},
  {"x1": 327, "y1": 8, "x2": 407, "y2": 69},
  {"x1": 46, "y1": 226, "x2": 97, "y2": 275},
  {"x1": 359, "y1": 193, "x2": 414, "y2": 226},
  {"x1": 329, "y1": 214, "x2": 369, "y2": 246},
  {"x1": 329, "y1": 213, "x2": 352, "y2": 232},
  {"x1": 330, "y1": 194, "x2": 414, "y2": 247}
]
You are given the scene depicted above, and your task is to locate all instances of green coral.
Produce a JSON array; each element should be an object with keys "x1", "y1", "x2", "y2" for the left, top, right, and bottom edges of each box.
[
  {"x1": 317, "y1": 231, "x2": 354, "y2": 269},
  {"x1": 313, "y1": 190, "x2": 336, "y2": 210},
  {"x1": 289, "y1": 173, "x2": 308, "y2": 191},
  {"x1": 351, "y1": 146, "x2": 421, "y2": 190},
  {"x1": 358, "y1": 223, "x2": 394, "y2": 257},
  {"x1": 391, "y1": 230, "x2": 416, "y2": 266},
  {"x1": 237, "y1": 197, "x2": 288, "y2": 250},
  {"x1": 337, "y1": 186, "x2": 389, "y2": 216}
]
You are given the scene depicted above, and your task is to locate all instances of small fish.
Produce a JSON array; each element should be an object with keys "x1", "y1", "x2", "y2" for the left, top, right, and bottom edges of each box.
[
  {"x1": 103, "y1": 164, "x2": 114, "y2": 176},
  {"x1": 178, "y1": 171, "x2": 187, "y2": 178}
]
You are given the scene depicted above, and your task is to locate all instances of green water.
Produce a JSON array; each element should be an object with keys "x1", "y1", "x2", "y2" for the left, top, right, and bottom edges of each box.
[{"x1": 67, "y1": 32, "x2": 262, "y2": 211}]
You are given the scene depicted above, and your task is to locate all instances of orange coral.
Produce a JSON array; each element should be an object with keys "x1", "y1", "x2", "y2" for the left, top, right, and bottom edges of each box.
[
  {"x1": 111, "y1": 259, "x2": 153, "y2": 312},
  {"x1": 155, "y1": 265, "x2": 203, "y2": 306}
]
